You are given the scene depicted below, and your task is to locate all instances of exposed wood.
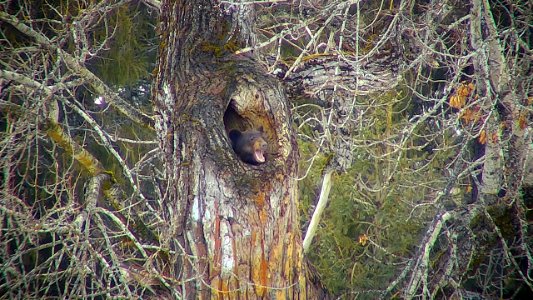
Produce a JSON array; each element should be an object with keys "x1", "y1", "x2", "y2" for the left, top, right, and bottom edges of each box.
[{"x1": 303, "y1": 169, "x2": 333, "y2": 253}]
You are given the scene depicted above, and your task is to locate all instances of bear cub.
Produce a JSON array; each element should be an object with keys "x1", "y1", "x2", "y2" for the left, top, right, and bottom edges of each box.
[{"x1": 229, "y1": 127, "x2": 268, "y2": 165}]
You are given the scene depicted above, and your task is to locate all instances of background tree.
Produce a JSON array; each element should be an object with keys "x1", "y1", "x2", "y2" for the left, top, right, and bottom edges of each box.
[
  {"x1": 263, "y1": 0, "x2": 532, "y2": 298},
  {"x1": 1, "y1": 0, "x2": 531, "y2": 299},
  {"x1": 0, "y1": 0, "x2": 163, "y2": 298}
]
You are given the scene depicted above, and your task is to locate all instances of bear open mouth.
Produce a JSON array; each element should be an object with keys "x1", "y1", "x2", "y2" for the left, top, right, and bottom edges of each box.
[{"x1": 254, "y1": 150, "x2": 265, "y2": 163}]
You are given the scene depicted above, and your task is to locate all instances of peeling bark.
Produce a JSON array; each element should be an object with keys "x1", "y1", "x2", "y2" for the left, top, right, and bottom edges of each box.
[{"x1": 281, "y1": 48, "x2": 402, "y2": 100}]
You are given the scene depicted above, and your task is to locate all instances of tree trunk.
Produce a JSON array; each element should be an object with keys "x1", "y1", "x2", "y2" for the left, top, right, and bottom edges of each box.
[{"x1": 152, "y1": 1, "x2": 314, "y2": 298}]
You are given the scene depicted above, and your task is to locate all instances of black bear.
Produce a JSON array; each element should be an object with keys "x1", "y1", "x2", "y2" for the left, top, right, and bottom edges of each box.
[{"x1": 228, "y1": 127, "x2": 268, "y2": 165}]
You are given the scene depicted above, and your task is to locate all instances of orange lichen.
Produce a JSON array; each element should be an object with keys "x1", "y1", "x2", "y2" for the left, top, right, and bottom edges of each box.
[
  {"x1": 257, "y1": 253, "x2": 268, "y2": 297},
  {"x1": 251, "y1": 230, "x2": 263, "y2": 295},
  {"x1": 255, "y1": 191, "x2": 266, "y2": 208},
  {"x1": 220, "y1": 280, "x2": 229, "y2": 296},
  {"x1": 284, "y1": 232, "x2": 294, "y2": 277}
]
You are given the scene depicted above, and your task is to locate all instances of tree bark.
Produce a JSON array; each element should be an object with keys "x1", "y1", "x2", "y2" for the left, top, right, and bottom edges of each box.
[{"x1": 152, "y1": 1, "x2": 313, "y2": 298}]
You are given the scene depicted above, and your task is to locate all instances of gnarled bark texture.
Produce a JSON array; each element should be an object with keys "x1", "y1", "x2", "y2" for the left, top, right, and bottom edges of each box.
[{"x1": 151, "y1": 1, "x2": 319, "y2": 298}]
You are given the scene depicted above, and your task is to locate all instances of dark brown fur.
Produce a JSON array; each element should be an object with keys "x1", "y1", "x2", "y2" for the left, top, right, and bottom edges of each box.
[{"x1": 229, "y1": 128, "x2": 268, "y2": 165}]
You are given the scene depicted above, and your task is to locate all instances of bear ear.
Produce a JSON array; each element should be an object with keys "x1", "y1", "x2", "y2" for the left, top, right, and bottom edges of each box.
[{"x1": 229, "y1": 129, "x2": 241, "y2": 142}]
